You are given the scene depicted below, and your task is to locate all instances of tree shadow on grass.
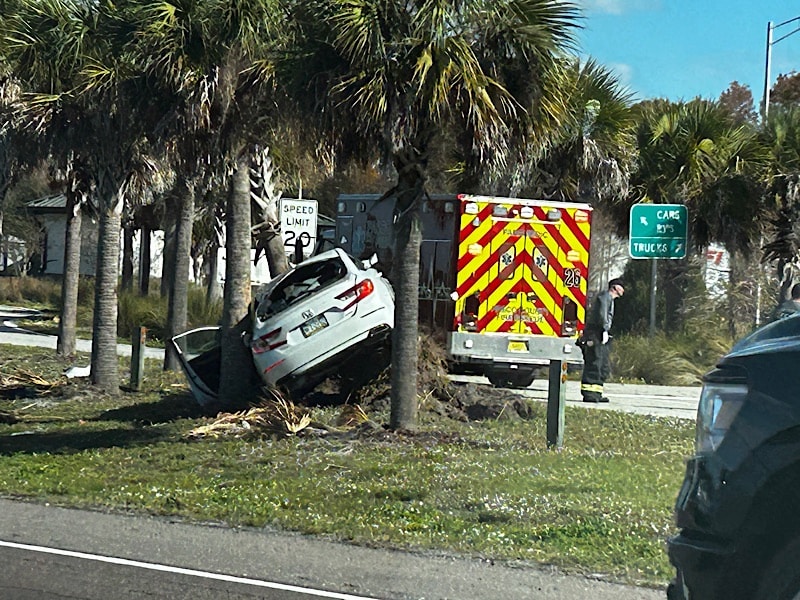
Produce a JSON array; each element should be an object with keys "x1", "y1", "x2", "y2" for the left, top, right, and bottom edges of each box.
[
  {"x1": 95, "y1": 391, "x2": 208, "y2": 425},
  {"x1": 0, "y1": 392, "x2": 208, "y2": 455},
  {"x1": 0, "y1": 425, "x2": 171, "y2": 455}
]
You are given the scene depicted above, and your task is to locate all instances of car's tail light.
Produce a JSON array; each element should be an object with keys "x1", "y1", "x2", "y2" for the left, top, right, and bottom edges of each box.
[
  {"x1": 336, "y1": 278, "x2": 375, "y2": 309},
  {"x1": 251, "y1": 327, "x2": 286, "y2": 354}
]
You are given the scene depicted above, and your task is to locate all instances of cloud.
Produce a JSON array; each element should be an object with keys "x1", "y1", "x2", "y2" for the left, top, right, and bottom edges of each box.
[
  {"x1": 607, "y1": 62, "x2": 635, "y2": 88},
  {"x1": 580, "y1": 0, "x2": 660, "y2": 15}
]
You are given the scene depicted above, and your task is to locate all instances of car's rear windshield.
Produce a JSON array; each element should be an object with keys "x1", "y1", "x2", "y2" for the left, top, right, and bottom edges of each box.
[{"x1": 257, "y1": 257, "x2": 348, "y2": 319}]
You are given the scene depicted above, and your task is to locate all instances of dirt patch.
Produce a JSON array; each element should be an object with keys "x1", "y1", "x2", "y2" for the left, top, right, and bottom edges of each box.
[{"x1": 302, "y1": 331, "x2": 534, "y2": 423}]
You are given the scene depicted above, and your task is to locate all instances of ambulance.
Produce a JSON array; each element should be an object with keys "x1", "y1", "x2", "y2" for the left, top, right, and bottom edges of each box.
[{"x1": 334, "y1": 193, "x2": 593, "y2": 388}]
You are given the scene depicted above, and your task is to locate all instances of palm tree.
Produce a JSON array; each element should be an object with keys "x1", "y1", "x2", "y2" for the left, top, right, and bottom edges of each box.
[
  {"x1": 1, "y1": 0, "x2": 169, "y2": 393},
  {"x1": 128, "y1": 0, "x2": 300, "y2": 400},
  {"x1": 626, "y1": 99, "x2": 768, "y2": 332},
  {"x1": 629, "y1": 99, "x2": 766, "y2": 249},
  {"x1": 760, "y1": 105, "x2": 800, "y2": 302},
  {"x1": 520, "y1": 58, "x2": 635, "y2": 204},
  {"x1": 1, "y1": 72, "x2": 91, "y2": 357},
  {"x1": 57, "y1": 159, "x2": 93, "y2": 357},
  {"x1": 291, "y1": 0, "x2": 582, "y2": 428},
  {"x1": 0, "y1": 77, "x2": 23, "y2": 277}
]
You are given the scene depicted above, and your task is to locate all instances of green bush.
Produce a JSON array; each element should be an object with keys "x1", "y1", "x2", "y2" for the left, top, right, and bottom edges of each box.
[
  {"x1": 0, "y1": 276, "x2": 62, "y2": 306},
  {"x1": 117, "y1": 290, "x2": 169, "y2": 342},
  {"x1": 0, "y1": 276, "x2": 222, "y2": 342},
  {"x1": 186, "y1": 286, "x2": 222, "y2": 327},
  {"x1": 611, "y1": 333, "x2": 718, "y2": 386},
  {"x1": 117, "y1": 286, "x2": 223, "y2": 343},
  {"x1": 0, "y1": 275, "x2": 94, "y2": 318}
]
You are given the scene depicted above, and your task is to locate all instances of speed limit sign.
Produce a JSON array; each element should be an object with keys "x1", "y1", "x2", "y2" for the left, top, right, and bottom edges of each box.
[{"x1": 280, "y1": 198, "x2": 318, "y2": 263}]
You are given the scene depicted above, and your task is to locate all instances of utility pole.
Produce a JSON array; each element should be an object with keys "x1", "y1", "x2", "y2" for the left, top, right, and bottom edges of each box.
[
  {"x1": 763, "y1": 16, "x2": 800, "y2": 119},
  {"x1": 764, "y1": 21, "x2": 773, "y2": 118}
]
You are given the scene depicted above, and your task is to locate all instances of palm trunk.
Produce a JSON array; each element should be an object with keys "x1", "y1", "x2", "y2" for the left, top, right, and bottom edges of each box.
[
  {"x1": 121, "y1": 223, "x2": 134, "y2": 291},
  {"x1": 90, "y1": 202, "x2": 122, "y2": 394},
  {"x1": 663, "y1": 259, "x2": 687, "y2": 333},
  {"x1": 0, "y1": 210, "x2": 5, "y2": 272},
  {"x1": 57, "y1": 192, "x2": 83, "y2": 357},
  {"x1": 251, "y1": 147, "x2": 289, "y2": 278},
  {"x1": 161, "y1": 199, "x2": 177, "y2": 298},
  {"x1": 265, "y1": 234, "x2": 289, "y2": 278},
  {"x1": 219, "y1": 153, "x2": 256, "y2": 404},
  {"x1": 389, "y1": 153, "x2": 425, "y2": 430},
  {"x1": 205, "y1": 241, "x2": 221, "y2": 303},
  {"x1": 164, "y1": 180, "x2": 195, "y2": 371},
  {"x1": 139, "y1": 226, "x2": 151, "y2": 296}
]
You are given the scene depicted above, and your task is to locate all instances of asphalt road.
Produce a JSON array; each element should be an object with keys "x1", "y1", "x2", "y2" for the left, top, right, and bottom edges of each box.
[{"x1": 450, "y1": 374, "x2": 700, "y2": 421}]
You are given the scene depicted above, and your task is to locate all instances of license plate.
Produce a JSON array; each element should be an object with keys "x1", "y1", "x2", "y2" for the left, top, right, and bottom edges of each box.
[
  {"x1": 301, "y1": 314, "x2": 329, "y2": 338},
  {"x1": 508, "y1": 340, "x2": 528, "y2": 353}
]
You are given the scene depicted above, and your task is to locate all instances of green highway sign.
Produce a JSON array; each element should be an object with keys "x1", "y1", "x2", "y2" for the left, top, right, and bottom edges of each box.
[{"x1": 629, "y1": 203, "x2": 688, "y2": 259}]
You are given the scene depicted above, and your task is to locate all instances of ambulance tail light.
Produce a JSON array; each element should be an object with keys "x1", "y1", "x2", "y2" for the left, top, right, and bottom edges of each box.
[
  {"x1": 561, "y1": 297, "x2": 578, "y2": 337},
  {"x1": 459, "y1": 294, "x2": 480, "y2": 332}
]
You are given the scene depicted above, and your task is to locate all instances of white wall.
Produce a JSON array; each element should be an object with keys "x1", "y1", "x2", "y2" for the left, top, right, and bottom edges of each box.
[
  {"x1": 41, "y1": 213, "x2": 275, "y2": 287},
  {"x1": 41, "y1": 214, "x2": 99, "y2": 276}
]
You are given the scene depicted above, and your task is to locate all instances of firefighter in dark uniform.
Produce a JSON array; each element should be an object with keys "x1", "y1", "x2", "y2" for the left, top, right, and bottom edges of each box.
[{"x1": 580, "y1": 278, "x2": 624, "y2": 403}]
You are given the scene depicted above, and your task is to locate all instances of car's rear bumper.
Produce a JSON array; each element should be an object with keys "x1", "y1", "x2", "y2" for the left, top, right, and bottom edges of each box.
[
  {"x1": 275, "y1": 323, "x2": 392, "y2": 394},
  {"x1": 666, "y1": 531, "x2": 736, "y2": 600}
]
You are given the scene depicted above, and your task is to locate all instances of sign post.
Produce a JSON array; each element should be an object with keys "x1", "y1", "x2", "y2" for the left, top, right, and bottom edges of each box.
[
  {"x1": 280, "y1": 198, "x2": 318, "y2": 264},
  {"x1": 629, "y1": 204, "x2": 688, "y2": 337}
]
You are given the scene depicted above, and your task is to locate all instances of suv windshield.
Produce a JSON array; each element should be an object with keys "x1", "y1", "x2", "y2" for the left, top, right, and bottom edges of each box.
[{"x1": 256, "y1": 257, "x2": 347, "y2": 319}]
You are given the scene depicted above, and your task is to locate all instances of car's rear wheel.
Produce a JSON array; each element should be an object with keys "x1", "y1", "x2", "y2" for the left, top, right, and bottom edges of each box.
[{"x1": 754, "y1": 536, "x2": 800, "y2": 600}]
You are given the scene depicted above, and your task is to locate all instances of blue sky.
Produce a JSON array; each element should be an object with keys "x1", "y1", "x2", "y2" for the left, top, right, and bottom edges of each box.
[{"x1": 578, "y1": 0, "x2": 800, "y2": 104}]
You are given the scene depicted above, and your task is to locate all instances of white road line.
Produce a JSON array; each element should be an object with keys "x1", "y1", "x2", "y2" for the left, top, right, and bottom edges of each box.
[{"x1": 0, "y1": 539, "x2": 376, "y2": 600}]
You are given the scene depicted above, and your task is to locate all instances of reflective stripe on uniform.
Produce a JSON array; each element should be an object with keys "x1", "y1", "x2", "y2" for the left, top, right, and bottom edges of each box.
[{"x1": 580, "y1": 383, "x2": 603, "y2": 393}]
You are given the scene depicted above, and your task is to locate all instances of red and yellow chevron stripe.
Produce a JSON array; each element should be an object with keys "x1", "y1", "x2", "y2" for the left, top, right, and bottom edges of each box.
[{"x1": 453, "y1": 196, "x2": 592, "y2": 338}]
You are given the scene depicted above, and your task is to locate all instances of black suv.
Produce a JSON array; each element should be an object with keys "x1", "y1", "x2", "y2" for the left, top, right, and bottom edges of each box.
[{"x1": 668, "y1": 314, "x2": 800, "y2": 599}]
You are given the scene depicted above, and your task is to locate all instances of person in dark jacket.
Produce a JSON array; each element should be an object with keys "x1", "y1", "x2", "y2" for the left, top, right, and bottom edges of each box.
[{"x1": 580, "y1": 278, "x2": 625, "y2": 403}]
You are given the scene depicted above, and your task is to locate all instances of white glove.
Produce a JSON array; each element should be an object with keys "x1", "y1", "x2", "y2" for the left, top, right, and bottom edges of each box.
[{"x1": 602, "y1": 331, "x2": 610, "y2": 345}]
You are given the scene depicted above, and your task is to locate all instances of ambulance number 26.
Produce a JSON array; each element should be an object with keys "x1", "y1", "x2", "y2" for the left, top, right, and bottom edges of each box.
[{"x1": 564, "y1": 268, "x2": 582, "y2": 288}]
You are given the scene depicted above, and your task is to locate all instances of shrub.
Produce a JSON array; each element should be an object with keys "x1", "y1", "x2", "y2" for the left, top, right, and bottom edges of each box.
[
  {"x1": 117, "y1": 285, "x2": 223, "y2": 343},
  {"x1": 117, "y1": 290, "x2": 168, "y2": 342},
  {"x1": 186, "y1": 286, "x2": 222, "y2": 327},
  {"x1": 611, "y1": 333, "x2": 710, "y2": 386},
  {"x1": 0, "y1": 276, "x2": 61, "y2": 306}
]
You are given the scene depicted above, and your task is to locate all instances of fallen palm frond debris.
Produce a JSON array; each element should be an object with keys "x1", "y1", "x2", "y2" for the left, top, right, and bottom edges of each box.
[
  {"x1": 336, "y1": 403, "x2": 369, "y2": 427},
  {"x1": 185, "y1": 389, "x2": 376, "y2": 440},
  {"x1": 0, "y1": 409, "x2": 69, "y2": 424},
  {"x1": 186, "y1": 390, "x2": 312, "y2": 439},
  {"x1": 0, "y1": 369, "x2": 59, "y2": 392},
  {"x1": 0, "y1": 410, "x2": 19, "y2": 424}
]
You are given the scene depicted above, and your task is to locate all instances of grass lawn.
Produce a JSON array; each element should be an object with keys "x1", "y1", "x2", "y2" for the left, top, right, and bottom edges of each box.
[{"x1": 0, "y1": 343, "x2": 693, "y2": 588}]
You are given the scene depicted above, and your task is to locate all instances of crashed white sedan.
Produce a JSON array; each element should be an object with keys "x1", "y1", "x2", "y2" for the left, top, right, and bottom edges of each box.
[{"x1": 171, "y1": 248, "x2": 394, "y2": 406}]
